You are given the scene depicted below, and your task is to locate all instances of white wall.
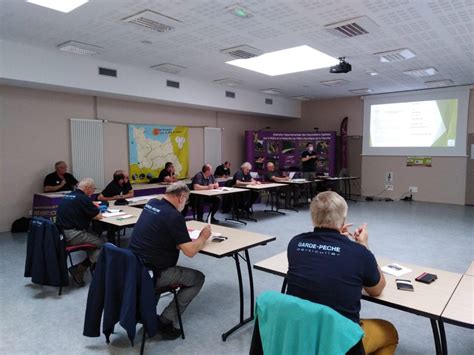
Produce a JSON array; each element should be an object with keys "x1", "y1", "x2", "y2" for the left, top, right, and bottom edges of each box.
[{"x1": 0, "y1": 39, "x2": 301, "y2": 119}]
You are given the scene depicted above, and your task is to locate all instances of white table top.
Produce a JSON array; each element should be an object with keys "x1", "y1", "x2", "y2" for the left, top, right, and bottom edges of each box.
[
  {"x1": 240, "y1": 183, "x2": 287, "y2": 190},
  {"x1": 441, "y1": 275, "x2": 474, "y2": 327},
  {"x1": 254, "y1": 252, "x2": 463, "y2": 318},
  {"x1": 110, "y1": 194, "x2": 163, "y2": 207},
  {"x1": 190, "y1": 187, "x2": 247, "y2": 196},
  {"x1": 99, "y1": 205, "x2": 143, "y2": 227},
  {"x1": 187, "y1": 220, "x2": 276, "y2": 258},
  {"x1": 465, "y1": 261, "x2": 474, "y2": 276}
]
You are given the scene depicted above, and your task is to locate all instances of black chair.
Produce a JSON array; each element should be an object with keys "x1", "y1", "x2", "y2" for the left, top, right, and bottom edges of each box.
[
  {"x1": 24, "y1": 218, "x2": 69, "y2": 296},
  {"x1": 83, "y1": 244, "x2": 157, "y2": 352},
  {"x1": 140, "y1": 284, "x2": 186, "y2": 355}
]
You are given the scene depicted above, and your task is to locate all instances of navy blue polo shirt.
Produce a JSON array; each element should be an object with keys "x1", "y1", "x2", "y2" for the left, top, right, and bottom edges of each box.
[
  {"x1": 43, "y1": 172, "x2": 78, "y2": 191},
  {"x1": 100, "y1": 180, "x2": 133, "y2": 197},
  {"x1": 157, "y1": 168, "x2": 172, "y2": 183},
  {"x1": 232, "y1": 170, "x2": 252, "y2": 185},
  {"x1": 287, "y1": 227, "x2": 380, "y2": 323},
  {"x1": 264, "y1": 171, "x2": 280, "y2": 182},
  {"x1": 129, "y1": 198, "x2": 191, "y2": 271},
  {"x1": 192, "y1": 171, "x2": 215, "y2": 189},
  {"x1": 56, "y1": 190, "x2": 99, "y2": 230}
]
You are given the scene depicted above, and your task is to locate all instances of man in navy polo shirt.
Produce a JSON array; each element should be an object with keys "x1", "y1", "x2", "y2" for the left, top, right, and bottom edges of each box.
[
  {"x1": 43, "y1": 161, "x2": 78, "y2": 192},
  {"x1": 287, "y1": 191, "x2": 398, "y2": 354},
  {"x1": 232, "y1": 161, "x2": 260, "y2": 213},
  {"x1": 97, "y1": 170, "x2": 134, "y2": 201},
  {"x1": 129, "y1": 182, "x2": 212, "y2": 340},
  {"x1": 191, "y1": 164, "x2": 220, "y2": 223},
  {"x1": 57, "y1": 178, "x2": 104, "y2": 286}
]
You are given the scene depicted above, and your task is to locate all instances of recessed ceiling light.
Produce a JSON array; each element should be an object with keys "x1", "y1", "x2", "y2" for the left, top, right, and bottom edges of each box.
[
  {"x1": 260, "y1": 88, "x2": 282, "y2": 95},
  {"x1": 227, "y1": 45, "x2": 339, "y2": 76},
  {"x1": 374, "y1": 48, "x2": 416, "y2": 62},
  {"x1": 27, "y1": 0, "x2": 88, "y2": 13},
  {"x1": 213, "y1": 78, "x2": 242, "y2": 87},
  {"x1": 424, "y1": 79, "x2": 454, "y2": 88},
  {"x1": 226, "y1": 4, "x2": 253, "y2": 18},
  {"x1": 150, "y1": 63, "x2": 186, "y2": 74},
  {"x1": 320, "y1": 79, "x2": 350, "y2": 87},
  {"x1": 349, "y1": 88, "x2": 373, "y2": 94},
  {"x1": 57, "y1": 40, "x2": 102, "y2": 55},
  {"x1": 291, "y1": 96, "x2": 313, "y2": 101},
  {"x1": 403, "y1": 67, "x2": 438, "y2": 78}
]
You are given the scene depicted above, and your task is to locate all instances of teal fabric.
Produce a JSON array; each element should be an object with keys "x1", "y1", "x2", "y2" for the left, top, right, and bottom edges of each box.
[{"x1": 256, "y1": 290, "x2": 364, "y2": 355}]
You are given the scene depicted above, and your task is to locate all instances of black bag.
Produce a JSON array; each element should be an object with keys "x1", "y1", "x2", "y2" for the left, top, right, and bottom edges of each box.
[
  {"x1": 11, "y1": 217, "x2": 31, "y2": 233},
  {"x1": 114, "y1": 199, "x2": 129, "y2": 206}
]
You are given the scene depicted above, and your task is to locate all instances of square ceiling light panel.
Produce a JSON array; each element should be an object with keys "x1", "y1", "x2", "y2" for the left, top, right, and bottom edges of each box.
[
  {"x1": 227, "y1": 45, "x2": 339, "y2": 76},
  {"x1": 27, "y1": 0, "x2": 88, "y2": 13}
]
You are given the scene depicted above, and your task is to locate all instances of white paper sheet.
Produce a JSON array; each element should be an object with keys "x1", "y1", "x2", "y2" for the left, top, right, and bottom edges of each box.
[
  {"x1": 382, "y1": 263, "x2": 412, "y2": 277},
  {"x1": 102, "y1": 211, "x2": 126, "y2": 218}
]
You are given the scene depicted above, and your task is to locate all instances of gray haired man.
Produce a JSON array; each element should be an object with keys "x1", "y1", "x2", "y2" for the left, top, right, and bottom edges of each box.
[
  {"x1": 287, "y1": 191, "x2": 398, "y2": 354},
  {"x1": 56, "y1": 178, "x2": 105, "y2": 286}
]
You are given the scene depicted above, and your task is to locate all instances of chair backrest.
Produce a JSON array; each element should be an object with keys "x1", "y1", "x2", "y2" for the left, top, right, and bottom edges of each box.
[
  {"x1": 253, "y1": 290, "x2": 364, "y2": 355},
  {"x1": 24, "y1": 217, "x2": 68, "y2": 287},
  {"x1": 83, "y1": 243, "x2": 157, "y2": 345}
]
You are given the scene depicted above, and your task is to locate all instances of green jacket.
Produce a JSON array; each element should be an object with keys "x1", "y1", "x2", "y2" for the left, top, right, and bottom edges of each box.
[{"x1": 255, "y1": 290, "x2": 364, "y2": 355}]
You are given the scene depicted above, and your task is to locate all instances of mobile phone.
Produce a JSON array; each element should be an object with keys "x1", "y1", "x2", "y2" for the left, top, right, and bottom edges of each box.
[
  {"x1": 396, "y1": 279, "x2": 414, "y2": 291},
  {"x1": 415, "y1": 272, "x2": 437, "y2": 284},
  {"x1": 212, "y1": 236, "x2": 227, "y2": 243}
]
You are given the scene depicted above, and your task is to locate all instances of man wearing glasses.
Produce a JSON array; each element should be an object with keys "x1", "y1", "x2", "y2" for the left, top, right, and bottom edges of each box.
[{"x1": 129, "y1": 182, "x2": 212, "y2": 340}]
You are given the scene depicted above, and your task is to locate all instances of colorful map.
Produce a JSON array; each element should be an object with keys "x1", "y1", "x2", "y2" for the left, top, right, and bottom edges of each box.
[{"x1": 128, "y1": 124, "x2": 188, "y2": 183}]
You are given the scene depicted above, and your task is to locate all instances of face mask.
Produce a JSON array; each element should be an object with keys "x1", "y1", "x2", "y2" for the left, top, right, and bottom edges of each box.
[{"x1": 308, "y1": 147, "x2": 314, "y2": 152}]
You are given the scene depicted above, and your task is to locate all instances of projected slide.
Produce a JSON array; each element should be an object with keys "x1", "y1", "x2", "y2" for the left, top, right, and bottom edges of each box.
[{"x1": 370, "y1": 99, "x2": 458, "y2": 147}]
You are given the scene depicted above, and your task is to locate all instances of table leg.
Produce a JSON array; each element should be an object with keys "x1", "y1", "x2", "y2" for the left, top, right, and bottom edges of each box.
[
  {"x1": 225, "y1": 193, "x2": 247, "y2": 225},
  {"x1": 438, "y1": 320, "x2": 447, "y2": 355},
  {"x1": 222, "y1": 251, "x2": 254, "y2": 341},
  {"x1": 245, "y1": 250, "x2": 255, "y2": 319},
  {"x1": 264, "y1": 189, "x2": 285, "y2": 215},
  {"x1": 430, "y1": 318, "x2": 443, "y2": 355}
]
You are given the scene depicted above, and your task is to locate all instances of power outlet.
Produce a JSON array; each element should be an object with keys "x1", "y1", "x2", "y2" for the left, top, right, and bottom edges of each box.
[
  {"x1": 409, "y1": 186, "x2": 418, "y2": 193},
  {"x1": 385, "y1": 172, "x2": 394, "y2": 182},
  {"x1": 385, "y1": 184, "x2": 394, "y2": 191}
]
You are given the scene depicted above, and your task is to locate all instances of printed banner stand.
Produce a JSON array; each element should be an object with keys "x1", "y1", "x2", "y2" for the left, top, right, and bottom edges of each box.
[{"x1": 245, "y1": 130, "x2": 337, "y2": 176}]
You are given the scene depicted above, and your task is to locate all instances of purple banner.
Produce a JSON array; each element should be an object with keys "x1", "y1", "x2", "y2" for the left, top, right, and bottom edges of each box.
[
  {"x1": 340, "y1": 117, "x2": 348, "y2": 169},
  {"x1": 245, "y1": 131, "x2": 337, "y2": 176}
]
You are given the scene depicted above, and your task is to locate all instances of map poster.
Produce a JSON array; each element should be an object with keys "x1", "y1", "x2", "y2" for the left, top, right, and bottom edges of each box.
[
  {"x1": 245, "y1": 130, "x2": 336, "y2": 176},
  {"x1": 128, "y1": 124, "x2": 189, "y2": 183}
]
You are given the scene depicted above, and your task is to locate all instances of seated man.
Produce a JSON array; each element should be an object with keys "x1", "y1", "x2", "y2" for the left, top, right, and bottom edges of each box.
[
  {"x1": 156, "y1": 162, "x2": 178, "y2": 183},
  {"x1": 232, "y1": 162, "x2": 260, "y2": 213},
  {"x1": 56, "y1": 178, "x2": 105, "y2": 286},
  {"x1": 287, "y1": 191, "x2": 398, "y2": 354},
  {"x1": 214, "y1": 161, "x2": 231, "y2": 178},
  {"x1": 192, "y1": 164, "x2": 220, "y2": 223},
  {"x1": 43, "y1": 161, "x2": 78, "y2": 192},
  {"x1": 264, "y1": 161, "x2": 291, "y2": 208},
  {"x1": 129, "y1": 182, "x2": 212, "y2": 340},
  {"x1": 97, "y1": 170, "x2": 134, "y2": 201}
]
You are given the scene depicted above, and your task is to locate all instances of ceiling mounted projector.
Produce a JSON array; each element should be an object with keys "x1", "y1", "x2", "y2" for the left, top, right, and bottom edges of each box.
[{"x1": 330, "y1": 57, "x2": 352, "y2": 74}]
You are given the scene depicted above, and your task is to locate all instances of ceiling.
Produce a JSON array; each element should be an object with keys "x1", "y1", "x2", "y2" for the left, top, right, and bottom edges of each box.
[{"x1": 0, "y1": 0, "x2": 473, "y2": 99}]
